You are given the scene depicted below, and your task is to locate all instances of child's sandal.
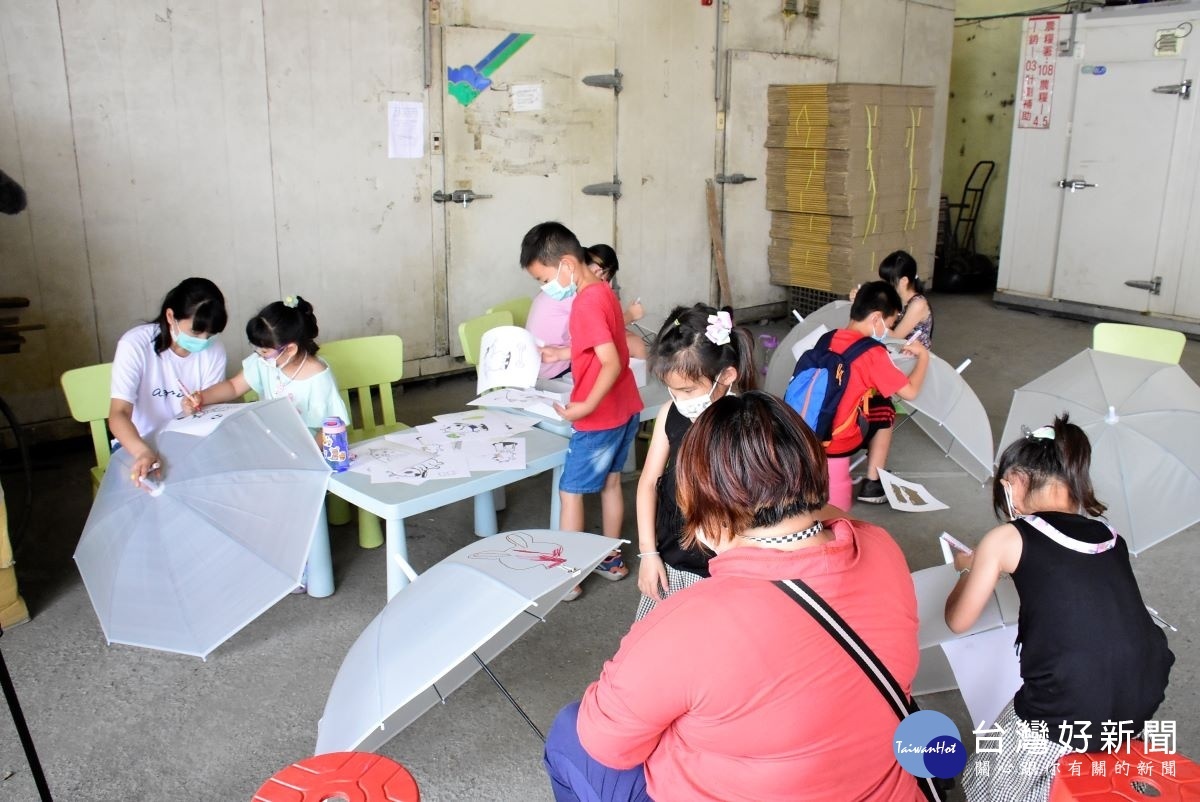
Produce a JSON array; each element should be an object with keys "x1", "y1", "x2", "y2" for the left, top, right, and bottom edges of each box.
[{"x1": 593, "y1": 549, "x2": 629, "y2": 582}]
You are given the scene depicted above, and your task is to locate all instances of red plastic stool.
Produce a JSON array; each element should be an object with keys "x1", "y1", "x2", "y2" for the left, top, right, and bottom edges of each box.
[
  {"x1": 253, "y1": 752, "x2": 420, "y2": 802},
  {"x1": 1049, "y1": 740, "x2": 1200, "y2": 801}
]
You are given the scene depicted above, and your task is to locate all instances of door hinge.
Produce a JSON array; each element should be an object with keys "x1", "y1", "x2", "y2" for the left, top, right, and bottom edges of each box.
[
  {"x1": 582, "y1": 179, "x2": 621, "y2": 199},
  {"x1": 1124, "y1": 276, "x2": 1163, "y2": 295},
  {"x1": 582, "y1": 70, "x2": 622, "y2": 94},
  {"x1": 1152, "y1": 79, "x2": 1192, "y2": 99},
  {"x1": 715, "y1": 173, "x2": 757, "y2": 185}
]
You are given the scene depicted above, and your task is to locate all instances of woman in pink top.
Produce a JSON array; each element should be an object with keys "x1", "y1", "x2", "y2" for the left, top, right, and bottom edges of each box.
[{"x1": 543, "y1": 392, "x2": 924, "y2": 802}]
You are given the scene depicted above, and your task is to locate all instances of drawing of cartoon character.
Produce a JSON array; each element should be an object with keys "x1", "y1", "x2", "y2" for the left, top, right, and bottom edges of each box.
[
  {"x1": 470, "y1": 532, "x2": 568, "y2": 570},
  {"x1": 491, "y1": 441, "x2": 519, "y2": 464}
]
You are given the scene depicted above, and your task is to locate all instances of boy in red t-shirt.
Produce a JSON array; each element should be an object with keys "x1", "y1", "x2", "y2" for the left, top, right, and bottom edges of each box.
[
  {"x1": 521, "y1": 222, "x2": 643, "y2": 597},
  {"x1": 827, "y1": 281, "x2": 929, "y2": 504}
]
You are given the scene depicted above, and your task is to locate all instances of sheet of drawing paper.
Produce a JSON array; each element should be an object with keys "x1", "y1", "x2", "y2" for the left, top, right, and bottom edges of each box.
[
  {"x1": 462, "y1": 438, "x2": 527, "y2": 472},
  {"x1": 162, "y1": 403, "x2": 244, "y2": 437},
  {"x1": 347, "y1": 442, "x2": 427, "y2": 480},
  {"x1": 941, "y1": 626, "x2": 1023, "y2": 728},
  {"x1": 790, "y1": 324, "x2": 831, "y2": 361},
  {"x1": 469, "y1": 388, "x2": 566, "y2": 417},
  {"x1": 878, "y1": 468, "x2": 950, "y2": 512},
  {"x1": 432, "y1": 409, "x2": 539, "y2": 436},
  {"x1": 379, "y1": 449, "x2": 471, "y2": 485}
]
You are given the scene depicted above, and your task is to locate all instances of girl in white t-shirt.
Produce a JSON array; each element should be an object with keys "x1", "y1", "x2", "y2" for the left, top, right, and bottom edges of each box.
[
  {"x1": 108, "y1": 277, "x2": 229, "y2": 487},
  {"x1": 186, "y1": 296, "x2": 348, "y2": 438}
]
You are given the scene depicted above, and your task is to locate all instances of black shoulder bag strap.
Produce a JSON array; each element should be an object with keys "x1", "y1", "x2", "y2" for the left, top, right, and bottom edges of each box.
[{"x1": 773, "y1": 577, "x2": 945, "y2": 802}]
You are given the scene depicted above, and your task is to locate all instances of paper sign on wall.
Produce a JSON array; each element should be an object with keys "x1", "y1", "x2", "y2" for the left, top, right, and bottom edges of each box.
[
  {"x1": 510, "y1": 84, "x2": 543, "y2": 112},
  {"x1": 1018, "y1": 15, "x2": 1060, "y2": 130},
  {"x1": 387, "y1": 101, "x2": 424, "y2": 159}
]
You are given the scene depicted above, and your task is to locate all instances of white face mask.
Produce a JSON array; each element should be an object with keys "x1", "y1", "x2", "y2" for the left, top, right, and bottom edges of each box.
[
  {"x1": 1002, "y1": 480, "x2": 1019, "y2": 521},
  {"x1": 669, "y1": 379, "x2": 722, "y2": 422}
]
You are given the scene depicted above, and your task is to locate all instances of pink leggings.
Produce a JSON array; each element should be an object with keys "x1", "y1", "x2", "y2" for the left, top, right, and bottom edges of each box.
[{"x1": 827, "y1": 456, "x2": 853, "y2": 511}]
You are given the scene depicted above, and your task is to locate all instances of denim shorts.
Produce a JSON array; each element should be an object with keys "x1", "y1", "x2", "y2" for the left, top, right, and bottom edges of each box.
[{"x1": 559, "y1": 414, "x2": 640, "y2": 494}]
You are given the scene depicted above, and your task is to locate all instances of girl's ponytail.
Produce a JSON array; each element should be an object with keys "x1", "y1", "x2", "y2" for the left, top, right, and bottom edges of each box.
[
  {"x1": 992, "y1": 412, "x2": 1106, "y2": 519},
  {"x1": 1053, "y1": 414, "x2": 1106, "y2": 517}
]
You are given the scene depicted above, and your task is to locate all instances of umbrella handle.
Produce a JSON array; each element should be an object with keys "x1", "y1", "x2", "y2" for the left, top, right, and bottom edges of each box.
[{"x1": 137, "y1": 476, "x2": 164, "y2": 497}]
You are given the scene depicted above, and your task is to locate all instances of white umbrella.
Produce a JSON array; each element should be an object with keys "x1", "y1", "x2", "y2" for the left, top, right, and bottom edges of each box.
[
  {"x1": 316, "y1": 529, "x2": 617, "y2": 753},
  {"x1": 894, "y1": 353, "x2": 994, "y2": 482},
  {"x1": 763, "y1": 300, "x2": 851, "y2": 398},
  {"x1": 999, "y1": 348, "x2": 1200, "y2": 554},
  {"x1": 73, "y1": 399, "x2": 330, "y2": 658}
]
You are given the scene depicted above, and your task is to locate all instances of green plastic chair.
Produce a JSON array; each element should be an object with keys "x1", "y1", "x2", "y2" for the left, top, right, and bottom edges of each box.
[
  {"x1": 486, "y1": 297, "x2": 532, "y2": 329},
  {"x1": 321, "y1": 335, "x2": 406, "y2": 549},
  {"x1": 60, "y1": 363, "x2": 114, "y2": 495},
  {"x1": 458, "y1": 310, "x2": 514, "y2": 365},
  {"x1": 1093, "y1": 323, "x2": 1185, "y2": 364}
]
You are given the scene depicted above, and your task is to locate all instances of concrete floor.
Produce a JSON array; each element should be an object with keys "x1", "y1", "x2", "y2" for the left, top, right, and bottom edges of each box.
[{"x1": 0, "y1": 293, "x2": 1196, "y2": 801}]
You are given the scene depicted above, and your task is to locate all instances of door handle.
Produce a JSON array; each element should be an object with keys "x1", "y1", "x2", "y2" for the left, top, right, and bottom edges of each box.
[
  {"x1": 433, "y1": 189, "x2": 493, "y2": 206},
  {"x1": 715, "y1": 173, "x2": 758, "y2": 185},
  {"x1": 1152, "y1": 79, "x2": 1192, "y2": 99},
  {"x1": 1057, "y1": 179, "x2": 1097, "y2": 192}
]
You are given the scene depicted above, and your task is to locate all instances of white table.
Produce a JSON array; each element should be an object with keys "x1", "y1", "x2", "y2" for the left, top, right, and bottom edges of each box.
[{"x1": 327, "y1": 426, "x2": 570, "y2": 599}]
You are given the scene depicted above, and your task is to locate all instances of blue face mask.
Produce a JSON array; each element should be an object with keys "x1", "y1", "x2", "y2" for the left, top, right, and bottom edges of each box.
[
  {"x1": 870, "y1": 318, "x2": 888, "y2": 342},
  {"x1": 172, "y1": 324, "x2": 213, "y2": 353},
  {"x1": 540, "y1": 262, "x2": 577, "y2": 301}
]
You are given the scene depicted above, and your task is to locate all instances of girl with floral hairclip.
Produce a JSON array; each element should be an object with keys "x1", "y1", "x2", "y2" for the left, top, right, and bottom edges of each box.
[
  {"x1": 945, "y1": 413, "x2": 1173, "y2": 802},
  {"x1": 633, "y1": 303, "x2": 757, "y2": 619},
  {"x1": 185, "y1": 294, "x2": 347, "y2": 435}
]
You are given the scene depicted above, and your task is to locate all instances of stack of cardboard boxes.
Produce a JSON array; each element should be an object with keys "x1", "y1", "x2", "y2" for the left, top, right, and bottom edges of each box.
[{"x1": 765, "y1": 83, "x2": 937, "y2": 295}]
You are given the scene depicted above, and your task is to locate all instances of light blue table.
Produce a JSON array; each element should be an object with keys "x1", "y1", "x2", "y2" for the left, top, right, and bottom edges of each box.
[{"x1": 326, "y1": 426, "x2": 570, "y2": 600}]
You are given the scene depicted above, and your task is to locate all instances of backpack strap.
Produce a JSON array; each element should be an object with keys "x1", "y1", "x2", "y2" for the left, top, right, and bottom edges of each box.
[
  {"x1": 839, "y1": 333, "x2": 885, "y2": 363},
  {"x1": 790, "y1": 329, "x2": 839, "y2": 379},
  {"x1": 773, "y1": 577, "x2": 944, "y2": 802}
]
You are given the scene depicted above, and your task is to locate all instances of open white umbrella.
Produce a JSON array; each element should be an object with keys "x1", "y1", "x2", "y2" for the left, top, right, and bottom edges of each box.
[
  {"x1": 893, "y1": 353, "x2": 994, "y2": 483},
  {"x1": 316, "y1": 529, "x2": 617, "y2": 754},
  {"x1": 73, "y1": 399, "x2": 330, "y2": 658},
  {"x1": 763, "y1": 300, "x2": 851, "y2": 398},
  {"x1": 999, "y1": 348, "x2": 1200, "y2": 554}
]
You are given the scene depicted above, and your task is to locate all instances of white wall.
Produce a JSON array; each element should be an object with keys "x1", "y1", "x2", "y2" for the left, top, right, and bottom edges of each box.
[{"x1": 0, "y1": 0, "x2": 953, "y2": 433}]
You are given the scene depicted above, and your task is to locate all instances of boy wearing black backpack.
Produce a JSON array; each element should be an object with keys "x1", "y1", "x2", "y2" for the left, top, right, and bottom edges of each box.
[{"x1": 789, "y1": 281, "x2": 929, "y2": 506}]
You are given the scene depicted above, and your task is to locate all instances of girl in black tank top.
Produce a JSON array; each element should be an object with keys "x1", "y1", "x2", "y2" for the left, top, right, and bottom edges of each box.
[
  {"x1": 944, "y1": 416, "x2": 1174, "y2": 802},
  {"x1": 634, "y1": 304, "x2": 757, "y2": 620}
]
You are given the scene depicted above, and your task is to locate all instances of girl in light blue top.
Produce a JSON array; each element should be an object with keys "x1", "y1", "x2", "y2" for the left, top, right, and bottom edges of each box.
[{"x1": 185, "y1": 295, "x2": 348, "y2": 437}]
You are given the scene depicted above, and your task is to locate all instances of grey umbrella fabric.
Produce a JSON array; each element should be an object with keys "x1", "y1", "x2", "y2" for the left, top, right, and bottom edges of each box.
[
  {"x1": 316, "y1": 529, "x2": 617, "y2": 754},
  {"x1": 999, "y1": 348, "x2": 1200, "y2": 554},
  {"x1": 763, "y1": 300, "x2": 852, "y2": 398},
  {"x1": 73, "y1": 399, "x2": 330, "y2": 658}
]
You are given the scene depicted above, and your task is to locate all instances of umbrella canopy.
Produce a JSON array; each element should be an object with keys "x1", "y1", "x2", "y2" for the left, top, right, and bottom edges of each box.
[
  {"x1": 896, "y1": 353, "x2": 994, "y2": 483},
  {"x1": 74, "y1": 399, "x2": 331, "y2": 658},
  {"x1": 999, "y1": 348, "x2": 1200, "y2": 554},
  {"x1": 763, "y1": 300, "x2": 851, "y2": 397},
  {"x1": 316, "y1": 529, "x2": 617, "y2": 754}
]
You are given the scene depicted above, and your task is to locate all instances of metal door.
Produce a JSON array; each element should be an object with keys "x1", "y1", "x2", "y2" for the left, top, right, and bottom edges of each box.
[
  {"x1": 1052, "y1": 59, "x2": 1186, "y2": 311},
  {"x1": 440, "y1": 27, "x2": 617, "y2": 355},
  {"x1": 721, "y1": 51, "x2": 836, "y2": 310}
]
